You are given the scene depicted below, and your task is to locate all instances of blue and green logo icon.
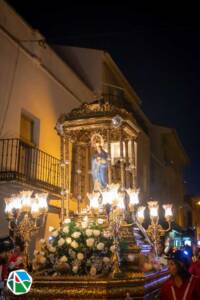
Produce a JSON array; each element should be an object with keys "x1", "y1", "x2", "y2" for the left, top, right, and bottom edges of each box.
[{"x1": 7, "y1": 269, "x2": 32, "y2": 295}]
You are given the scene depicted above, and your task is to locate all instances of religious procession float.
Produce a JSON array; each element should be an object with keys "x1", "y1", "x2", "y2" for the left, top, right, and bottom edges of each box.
[{"x1": 6, "y1": 97, "x2": 172, "y2": 299}]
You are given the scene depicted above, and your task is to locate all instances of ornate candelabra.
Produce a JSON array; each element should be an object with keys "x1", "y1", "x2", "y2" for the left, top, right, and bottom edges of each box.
[
  {"x1": 4, "y1": 191, "x2": 48, "y2": 269},
  {"x1": 135, "y1": 201, "x2": 173, "y2": 256},
  {"x1": 88, "y1": 187, "x2": 173, "y2": 259}
]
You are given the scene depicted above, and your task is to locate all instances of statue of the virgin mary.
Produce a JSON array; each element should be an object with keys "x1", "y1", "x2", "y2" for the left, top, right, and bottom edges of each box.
[{"x1": 91, "y1": 134, "x2": 108, "y2": 192}]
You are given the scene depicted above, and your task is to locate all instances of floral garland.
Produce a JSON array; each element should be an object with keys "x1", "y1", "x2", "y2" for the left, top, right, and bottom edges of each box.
[{"x1": 33, "y1": 218, "x2": 115, "y2": 276}]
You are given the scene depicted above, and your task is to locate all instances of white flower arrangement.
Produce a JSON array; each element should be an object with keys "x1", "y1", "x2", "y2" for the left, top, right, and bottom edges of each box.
[
  {"x1": 59, "y1": 256, "x2": 68, "y2": 263},
  {"x1": 58, "y1": 238, "x2": 65, "y2": 247},
  {"x1": 72, "y1": 265, "x2": 79, "y2": 273},
  {"x1": 34, "y1": 250, "x2": 39, "y2": 256},
  {"x1": 81, "y1": 222, "x2": 88, "y2": 229},
  {"x1": 49, "y1": 226, "x2": 54, "y2": 232},
  {"x1": 52, "y1": 230, "x2": 58, "y2": 237},
  {"x1": 85, "y1": 229, "x2": 93, "y2": 237},
  {"x1": 64, "y1": 218, "x2": 71, "y2": 224},
  {"x1": 93, "y1": 229, "x2": 100, "y2": 237},
  {"x1": 71, "y1": 240, "x2": 79, "y2": 249},
  {"x1": 49, "y1": 246, "x2": 56, "y2": 253},
  {"x1": 97, "y1": 242, "x2": 104, "y2": 250},
  {"x1": 39, "y1": 256, "x2": 46, "y2": 264},
  {"x1": 39, "y1": 239, "x2": 46, "y2": 244},
  {"x1": 90, "y1": 266, "x2": 97, "y2": 276},
  {"x1": 71, "y1": 231, "x2": 81, "y2": 239},
  {"x1": 86, "y1": 238, "x2": 95, "y2": 248},
  {"x1": 103, "y1": 257, "x2": 110, "y2": 264},
  {"x1": 103, "y1": 231, "x2": 111, "y2": 238},
  {"x1": 110, "y1": 245, "x2": 115, "y2": 253},
  {"x1": 77, "y1": 253, "x2": 84, "y2": 261},
  {"x1": 66, "y1": 237, "x2": 72, "y2": 244},
  {"x1": 97, "y1": 218, "x2": 104, "y2": 225},
  {"x1": 33, "y1": 218, "x2": 114, "y2": 276},
  {"x1": 63, "y1": 226, "x2": 69, "y2": 233}
]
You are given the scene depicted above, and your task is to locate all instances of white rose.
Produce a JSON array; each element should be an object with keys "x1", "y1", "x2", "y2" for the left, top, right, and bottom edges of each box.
[
  {"x1": 39, "y1": 238, "x2": 46, "y2": 244},
  {"x1": 127, "y1": 254, "x2": 135, "y2": 262},
  {"x1": 34, "y1": 250, "x2": 39, "y2": 256},
  {"x1": 49, "y1": 226, "x2": 54, "y2": 232},
  {"x1": 103, "y1": 231, "x2": 111, "y2": 238},
  {"x1": 83, "y1": 216, "x2": 88, "y2": 222},
  {"x1": 58, "y1": 238, "x2": 65, "y2": 247},
  {"x1": 81, "y1": 222, "x2": 88, "y2": 229},
  {"x1": 52, "y1": 230, "x2": 58, "y2": 237},
  {"x1": 64, "y1": 218, "x2": 71, "y2": 224},
  {"x1": 72, "y1": 265, "x2": 79, "y2": 273},
  {"x1": 32, "y1": 258, "x2": 37, "y2": 269},
  {"x1": 66, "y1": 237, "x2": 72, "y2": 244},
  {"x1": 63, "y1": 226, "x2": 69, "y2": 233},
  {"x1": 110, "y1": 245, "x2": 115, "y2": 253},
  {"x1": 103, "y1": 257, "x2": 110, "y2": 264},
  {"x1": 86, "y1": 238, "x2": 94, "y2": 248},
  {"x1": 59, "y1": 256, "x2": 68, "y2": 263},
  {"x1": 93, "y1": 229, "x2": 100, "y2": 237},
  {"x1": 97, "y1": 242, "x2": 104, "y2": 250},
  {"x1": 71, "y1": 240, "x2": 79, "y2": 249},
  {"x1": 86, "y1": 229, "x2": 93, "y2": 237},
  {"x1": 49, "y1": 246, "x2": 56, "y2": 253},
  {"x1": 90, "y1": 266, "x2": 96, "y2": 276},
  {"x1": 69, "y1": 249, "x2": 76, "y2": 258},
  {"x1": 97, "y1": 218, "x2": 104, "y2": 225},
  {"x1": 71, "y1": 232, "x2": 81, "y2": 239},
  {"x1": 77, "y1": 253, "x2": 84, "y2": 261},
  {"x1": 39, "y1": 256, "x2": 46, "y2": 264}
]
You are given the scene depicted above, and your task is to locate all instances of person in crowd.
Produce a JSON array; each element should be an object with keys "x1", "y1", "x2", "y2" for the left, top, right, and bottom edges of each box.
[
  {"x1": 160, "y1": 249, "x2": 200, "y2": 300},
  {"x1": 189, "y1": 247, "x2": 200, "y2": 277},
  {"x1": 0, "y1": 237, "x2": 13, "y2": 298},
  {"x1": 8, "y1": 245, "x2": 24, "y2": 271}
]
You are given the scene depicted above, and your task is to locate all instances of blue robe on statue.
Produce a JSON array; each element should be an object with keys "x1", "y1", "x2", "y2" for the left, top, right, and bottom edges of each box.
[{"x1": 92, "y1": 149, "x2": 108, "y2": 190}]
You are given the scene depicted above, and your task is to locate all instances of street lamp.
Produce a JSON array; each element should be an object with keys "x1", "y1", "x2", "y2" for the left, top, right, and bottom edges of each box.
[{"x1": 4, "y1": 191, "x2": 48, "y2": 269}]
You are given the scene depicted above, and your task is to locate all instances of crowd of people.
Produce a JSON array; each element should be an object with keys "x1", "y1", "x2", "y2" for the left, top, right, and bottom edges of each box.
[
  {"x1": 0, "y1": 237, "x2": 24, "y2": 299},
  {"x1": 1, "y1": 234, "x2": 200, "y2": 300}
]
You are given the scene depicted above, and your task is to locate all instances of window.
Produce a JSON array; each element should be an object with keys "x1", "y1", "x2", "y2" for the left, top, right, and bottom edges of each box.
[{"x1": 20, "y1": 112, "x2": 39, "y2": 146}]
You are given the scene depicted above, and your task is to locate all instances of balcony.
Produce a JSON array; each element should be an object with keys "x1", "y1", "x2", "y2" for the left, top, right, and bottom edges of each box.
[{"x1": 0, "y1": 139, "x2": 61, "y2": 198}]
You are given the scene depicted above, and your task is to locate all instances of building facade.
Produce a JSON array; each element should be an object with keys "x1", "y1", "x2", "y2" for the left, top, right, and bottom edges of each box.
[
  {"x1": 0, "y1": 0, "x2": 94, "y2": 239},
  {"x1": 0, "y1": 1, "x2": 189, "y2": 252}
]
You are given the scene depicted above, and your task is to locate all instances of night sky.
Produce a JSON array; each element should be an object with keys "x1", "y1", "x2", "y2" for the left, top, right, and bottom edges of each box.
[{"x1": 7, "y1": 1, "x2": 200, "y2": 195}]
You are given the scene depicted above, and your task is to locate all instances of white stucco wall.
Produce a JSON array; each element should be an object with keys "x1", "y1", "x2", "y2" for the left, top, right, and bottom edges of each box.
[{"x1": 0, "y1": 0, "x2": 94, "y2": 158}]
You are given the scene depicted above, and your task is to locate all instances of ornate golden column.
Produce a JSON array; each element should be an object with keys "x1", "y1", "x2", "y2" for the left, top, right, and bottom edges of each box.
[
  {"x1": 125, "y1": 139, "x2": 130, "y2": 188},
  {"x1": 87, "y1": 145, "x2": 92, "y2": 193},
  {"x1": 107, "y1": 128, "x2": 112, "y2": 185},
  {"x1": 76, "y1": 144, "x2": 82, "y2": 213},
  {"x1": 131, "y1": 138, "x2": 137, "y2": 188},
  {"x1": 60, "y1": 136, "x2": 65, "y2": 224},
  {"x1": 120, "y1": 127, "x2": 125, "y2": 190},
  {"x1": 65, "y1": 138, "x2": 70, "y2": 217}
]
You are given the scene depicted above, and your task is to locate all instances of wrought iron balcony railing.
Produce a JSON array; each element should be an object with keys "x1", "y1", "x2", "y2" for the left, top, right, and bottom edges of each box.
[{"x1": 0, "y1": 138, "x2": 61, "y2": 195}]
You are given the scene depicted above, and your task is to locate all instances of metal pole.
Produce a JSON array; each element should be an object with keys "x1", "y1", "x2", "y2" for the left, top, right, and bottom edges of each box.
[
  {"x1": 125, "y1": 140, "x2": 129, "y2": 188},
  {"x1": 120, "y1": 127, "x2": 125, "y2": 190},
  {"x1": 131, "y1": 138, "x2": 136, "y2": 189},
  {"x1": 107, "y1": 128, "x2": 112, "y2": 185},
  {"x1": 77, "y1": 144, "x2": 82, "y2": 213},
  {"x1": 65, "y1": 138, "x2": 70, "y2": 217},
  {"x1": 60, "y1": 136, "x2": 65, "y2": 223}
]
